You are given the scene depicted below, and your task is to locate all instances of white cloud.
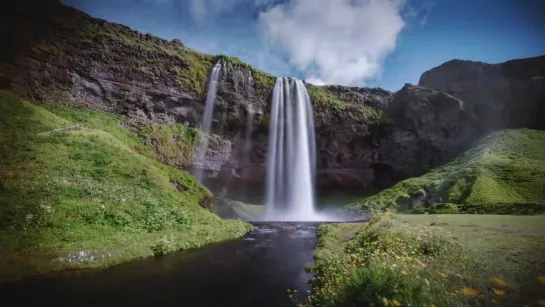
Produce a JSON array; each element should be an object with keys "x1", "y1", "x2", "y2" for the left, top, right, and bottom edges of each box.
[{"x1": 258, "y1": 0, "x2": 406, "y2": 85}]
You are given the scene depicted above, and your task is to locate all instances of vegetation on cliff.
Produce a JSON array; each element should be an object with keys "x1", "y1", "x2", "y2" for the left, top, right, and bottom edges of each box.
[
  {"x1": 297, "y1": 213, "x2": 545, "y2": 307},
  {"x1": 75, "y1": 18, "x2": 218, "y2": 99},
  {"x1": 217, "y1": 55, "x2": 276, "y2": 98},
  {"x1": 0, "y1": 91, "x2": 251, "y2": 281},
  {"x1": 351, "y1": 129, "x2": 545, "y2": 214},
  {"x1": 307, "y1": 85, "x2": 391, "y2": 125},
  {"x1": 3, "y1": 1, "x2": 220, "y2": 99},
  {"x1": 140, "y1": 123, "x2": 201, "y2": 169}
]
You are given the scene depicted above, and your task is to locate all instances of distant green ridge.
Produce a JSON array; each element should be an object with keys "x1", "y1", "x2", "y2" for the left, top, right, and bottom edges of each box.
[
  {"x1": 0, "y1": 91, "x2": 251, "y2": 281},
  {"x1": 350, "y1": 129, "x2": 545, "y2": 214}
]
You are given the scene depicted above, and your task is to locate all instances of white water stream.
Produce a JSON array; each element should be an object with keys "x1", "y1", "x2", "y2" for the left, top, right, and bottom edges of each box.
[{"x1": 265, "y1": 77, "x2": 319, "y2": 221}]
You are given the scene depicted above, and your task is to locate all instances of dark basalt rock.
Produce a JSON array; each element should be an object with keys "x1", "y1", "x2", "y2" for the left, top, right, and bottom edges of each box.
[
  {"x1": 379, "y1": 84, "x2": 481, "y2": 177},
  {"x1": 419, "y1": 56, "x2": 545, "y2": 131}
]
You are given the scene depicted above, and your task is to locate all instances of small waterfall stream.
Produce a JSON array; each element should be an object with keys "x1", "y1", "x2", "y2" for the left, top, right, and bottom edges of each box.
[
  {"x1": 243, "y1": 104, "x2": 255, "y2": 167},
  {"x1": 265, "y1": 77, "x2": 318, "y2": 221},
  {"x1": 194, "y1": 61, "x2": 222, "y2": 183}
]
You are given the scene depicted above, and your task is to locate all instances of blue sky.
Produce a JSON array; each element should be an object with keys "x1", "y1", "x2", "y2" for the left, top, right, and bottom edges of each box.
[{"x1": 62, "y1": 0, "x2": 545, "y2": 91}]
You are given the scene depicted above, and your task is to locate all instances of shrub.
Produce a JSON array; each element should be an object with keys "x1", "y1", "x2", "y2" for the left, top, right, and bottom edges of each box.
[
  {"x1": 152, "y1": 236, "x2": 175, "y2": 256},
  {"x1": 432, "y1": 203, "x2": 459, "y2": 214}
]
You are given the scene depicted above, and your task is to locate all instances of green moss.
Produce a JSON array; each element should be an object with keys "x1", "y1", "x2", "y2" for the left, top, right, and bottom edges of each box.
[
  {"x1": 351, "y1": 129, "x2": 545, "y2": 214},
  {"x1": 307, "y1": 85, "x2": 346, "y2": 109},
  {"x1": 217, "y1": 54, "x2": 276, "y2": 97},
  {"x1": 139, "y1": 124, "x2": 200, "y2": 168},
  {"x1": 0, "y1": 91, "x2": 251, "y2": 282},
  {"x1": 74, "y1": 21, "x2": 217, "y2": 98},
  {"x1": 176, "y1": 48, "x2": 216, "y2": 97},
  {"x1": 307, "y1": 85, "x2": 391, "y2": 125}
]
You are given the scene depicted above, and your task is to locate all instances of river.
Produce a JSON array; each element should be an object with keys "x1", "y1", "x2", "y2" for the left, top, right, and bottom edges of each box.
[{"x1": 0, "y1": 222, "x2": 318, "y2": 307}]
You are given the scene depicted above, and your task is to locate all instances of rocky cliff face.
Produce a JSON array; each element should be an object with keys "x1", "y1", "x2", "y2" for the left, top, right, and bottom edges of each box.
[
  {"x1": 1, "y1": 0, "x2": 527, "y2": 202},
  {"x1": 419, "y1": 56, "x2": 545, "y2": 131},
  {"x1": 380, "y1": 84, "x2": 481, "y2": 177}
]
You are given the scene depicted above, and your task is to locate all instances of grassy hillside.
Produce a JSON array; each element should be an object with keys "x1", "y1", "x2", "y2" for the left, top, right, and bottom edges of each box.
[
  {"x1": 0, "y1": 91, "x2": 251, "y2": 281},
  {"x1": 350, "y1": 129, "x2": 545, "y2": 214},
  {"x1": 298, "y1": 214, "x2": 545, "y2": 307}
]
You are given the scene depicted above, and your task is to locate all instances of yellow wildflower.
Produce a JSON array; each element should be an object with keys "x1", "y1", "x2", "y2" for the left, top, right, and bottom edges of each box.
[
  {"x1": 382, "y1": 297, "x2": 389, "y2": 306},
  {"x1": 431, "y1": 304, "x2": 436, "y2": 307},
  {"x1": 462, "y1": 288, "x2": 479, "y2": 296},
  {"x1": 492, "y1": 288, "x2": 505, "y2": 296},
  {"x1": 392, "y1": 299, "x2": 402, "y2": 306},
  {"x1": 491, "y1": 278, "x2": 509, "y2": 287},
  {"x1": 439, "y1": 273, "x2": 447, "y2": 278},
  {"x1": 538, "y1": 276, "x2": 545, "y2": 284}
]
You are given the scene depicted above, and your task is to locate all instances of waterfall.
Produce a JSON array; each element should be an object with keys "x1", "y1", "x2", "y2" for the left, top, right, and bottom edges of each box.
[
  {"x1": 242, "y1": 104, "x2": 255, "y2": 167},
  {"x1": 194, "y1": 61, "x2": 222, "y2": 183},
  {"x1": 237, "y1": 104, "x2": 256, "y2": 201},
  {"x1": 265, "y1": 77, "x2": 318, "y2": 221}
]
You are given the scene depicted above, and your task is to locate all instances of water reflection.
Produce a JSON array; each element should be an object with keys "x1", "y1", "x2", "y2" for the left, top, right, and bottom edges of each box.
[{"x1": 0, "y1": 223, "x2": 318, "y2": 307}]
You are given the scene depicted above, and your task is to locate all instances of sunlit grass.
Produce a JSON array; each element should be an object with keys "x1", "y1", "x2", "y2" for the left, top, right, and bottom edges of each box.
[
  {"x1": 351, "y1": 129, "x2": 545, "y2": 214},
  {"x1": 299, "y1": 213, "x2": 545, "y2": 307},
  {"x1": 0, "y1": 91, "x2": 251, "y2": 281}
]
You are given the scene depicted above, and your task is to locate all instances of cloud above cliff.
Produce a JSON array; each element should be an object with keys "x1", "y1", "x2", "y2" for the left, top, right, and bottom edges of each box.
[
  {"x1": 259, "y1": 0, "x2": 406, "y2": 85},
  {"x1": 63, "y1": 0, "x2": 545, "y2": 90}
]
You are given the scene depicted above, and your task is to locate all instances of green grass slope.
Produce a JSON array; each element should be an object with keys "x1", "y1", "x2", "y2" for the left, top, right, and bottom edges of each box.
[
  {"x1": 351, "y1": 129, "x2": 545, "y2": 214},
  {"x1": 0, "y1": 91, "x2": 251, "y2": 281}
]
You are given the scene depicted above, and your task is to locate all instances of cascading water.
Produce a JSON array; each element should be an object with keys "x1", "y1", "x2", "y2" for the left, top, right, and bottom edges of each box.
[
  {"x1": 237, "y1": 104, "x2": 256, "y2": 201},
  {"x1": 194, "y1": 61, "x2": 222, "y2": 183},
  {"x1": 265, "y1": 77, "x2": 318, "y2": 221},
  {"x1": 242, "y1": 104, "x2": 255, "y2": 167}
]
